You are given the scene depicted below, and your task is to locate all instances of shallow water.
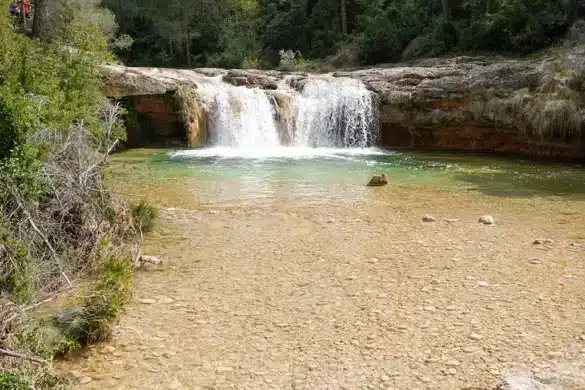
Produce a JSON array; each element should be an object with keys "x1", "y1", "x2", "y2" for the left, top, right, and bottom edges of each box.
[
  {"x1": 59, "y1": 147, "x2": 585, "y2": 389},
  {"x1": 109, "y1": 147, "x2": 585, "y2": 208}
]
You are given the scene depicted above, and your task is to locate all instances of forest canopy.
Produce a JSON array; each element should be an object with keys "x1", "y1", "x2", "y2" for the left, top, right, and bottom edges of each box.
[{"x1": 105, "y1": 0, "x2": 585, "y2": 69}]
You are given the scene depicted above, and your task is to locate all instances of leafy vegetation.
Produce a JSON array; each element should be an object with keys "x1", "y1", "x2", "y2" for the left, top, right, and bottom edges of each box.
[
  {"x1": 105, "y1": 0, "x2": 585, "y2": 68},
  {"x1": 0, "y1": 0, "x2": 155, "y2": 382}
]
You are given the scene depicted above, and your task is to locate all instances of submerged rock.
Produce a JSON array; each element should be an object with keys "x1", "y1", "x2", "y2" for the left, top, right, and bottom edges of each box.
[
  {"x1": 367, "y1": 173, "x2": 388, "y2": 187},
  {"x1": 533, "y1": 238, "x2": 554, "y2": 245},
  {"x1": 478, "y1": 215, "x2": 495, "y2": 225}
]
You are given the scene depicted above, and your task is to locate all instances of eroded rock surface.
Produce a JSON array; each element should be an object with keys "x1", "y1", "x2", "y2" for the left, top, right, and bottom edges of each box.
[{"x1": 103, "y1": 45, "x2": 585, "y2": 157}]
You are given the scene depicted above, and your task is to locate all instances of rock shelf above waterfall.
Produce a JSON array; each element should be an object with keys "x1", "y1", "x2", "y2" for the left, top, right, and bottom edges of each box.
[{"x1": 104, "y1": 44, "x2": 585, "y2": 158}]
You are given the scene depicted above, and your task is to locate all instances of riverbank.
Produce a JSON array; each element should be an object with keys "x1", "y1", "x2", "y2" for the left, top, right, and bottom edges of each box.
[{"x1": 54, "y1": 149, "x2": 585, "y2": 389}]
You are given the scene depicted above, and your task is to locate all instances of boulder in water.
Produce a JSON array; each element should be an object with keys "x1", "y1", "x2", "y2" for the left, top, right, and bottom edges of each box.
[{"x1": 367, "y1": 173, "x2": 388, "y2": 187}]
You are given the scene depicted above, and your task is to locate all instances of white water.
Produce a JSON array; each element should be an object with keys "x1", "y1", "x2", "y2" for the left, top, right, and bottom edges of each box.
[
  {"x1": 292, "y1": 77, "x2": 377, "y2": 148},
  {"x1": 191, "y1": 74, "x2": 377, "y2": 155},
  {"x1": 196, "y1": 77, "x2": 281, "y2": 148},
  {"x1": 170, "y1": 146, "x2": 390, "y2": 160}
]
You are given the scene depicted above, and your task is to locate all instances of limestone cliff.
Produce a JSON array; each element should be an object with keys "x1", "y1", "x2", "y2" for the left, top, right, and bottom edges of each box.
[{"x1": 104, "y1": 45, "x2": 585, "y2": 158}]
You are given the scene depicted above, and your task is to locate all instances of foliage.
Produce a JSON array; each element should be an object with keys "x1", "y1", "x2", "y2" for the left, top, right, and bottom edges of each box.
[
  {"x1": 132, "y1": 200, "x2": 157, "y2": 233},
  {"x1": 54, "y1": 253, "x2": 133, "y2": 346},
  {"x1": 0, "y1": 372, "x2": 28, "y2": 390},
  {"x1": 105, "y1": 0, "x2": 585, "y2": 68},
  {"x1": 0, "y1": 0, "x2": 151, "y2": 382}
]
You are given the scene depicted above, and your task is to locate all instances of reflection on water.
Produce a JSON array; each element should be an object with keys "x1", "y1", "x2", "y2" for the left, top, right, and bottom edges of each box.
[{"x1": 108, "y1": 148, "x2": 585, "y2": 208}]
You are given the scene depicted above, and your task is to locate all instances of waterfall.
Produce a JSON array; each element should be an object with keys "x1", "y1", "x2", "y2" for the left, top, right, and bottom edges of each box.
[
  {"x1": 191, "y1": 74, "x2": 377, "y2": 149},
  {"x1": 291, "y1": 77, "x2": 377, "y2": 148},
  {"x1": 197, "y1": 78, "x2": 281, "y2": 149}
]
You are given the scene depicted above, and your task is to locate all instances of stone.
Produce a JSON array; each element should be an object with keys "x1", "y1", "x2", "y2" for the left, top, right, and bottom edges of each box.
[
  {"x1": 547, "y1": 351, "x2": 563, "y2": 359},
  {"x1": 141, "y1": 255, "x2": 163, "y2": 265},
  {"x1": 103, "y1": 345, "x2": 116, "y2": 353},
  {"x1": 79, "y1": 377, "x2": 93, "y2": 384},
  {"x1": 446, "y1": 359, "x2": 460, "y2": 367},
  {"x1": 422, "y1": 215, "x2": 436, "y2": 222},
  {"x1": 479, "y1": 215, "x2": 495, "y2": 225},
  {"x1": 529, "y1": 259, "x2": 542, "y2": 264},
  {"x1": 367, "y1": 173, "x2": 388, "y2": 187},
  {"x1": 469, "y1": 333, "x2": 483, "y2": 341},
  {"x1": 139, "y1": 298, "x2": 156, "y2": 304},
  {"x1": 423, "y1": 305, "x2": 435, "y2": 311},
  {"x1": 477, "y1": 281, "x2": 489, "y2": 287}
]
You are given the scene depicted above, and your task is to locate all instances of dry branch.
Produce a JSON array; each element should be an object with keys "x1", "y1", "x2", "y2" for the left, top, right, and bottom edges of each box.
[{"x1": 0, "y1": 348, "x2": 46, "y2": 365}]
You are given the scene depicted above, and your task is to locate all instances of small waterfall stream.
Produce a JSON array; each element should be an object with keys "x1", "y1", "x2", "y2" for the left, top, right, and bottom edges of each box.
[{"x1": 194, "y1": 74, "x2": 378, "y2": 150}]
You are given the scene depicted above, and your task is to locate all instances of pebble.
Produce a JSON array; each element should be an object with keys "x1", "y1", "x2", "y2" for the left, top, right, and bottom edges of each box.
[
  {"x1": 139, "y1": 298, "x2": 156, "y2": 304},
  {"x1": 469, "y1": 333, "x2": 483, "y2": 340},
  {"x1": 422, "y1": 215, "x2": 436, "y2": 222},
  {"x1": 547, "y1": 351, "x2": 563, "y2": 359},
  {"x1": 79, "y1": 377, "x2": 92, "y2": 384},
  {"x1": 445, "y1": 368, "x2": 457, "y2": 376},
  {"x1": 423, "y1": 306, "x2": 435, "y2": 311},
  {"x1": 532, "y1": 238, "x2": 555, "y2": 244},
  {"x1": 529, "y1": 259, "x2": 542, "y2": 264},
  {"x1": 580, "y1": 334, "x2": 585, "y2": 341},
  {"x1": 159, "y1": 296, "x2": 175, "y2": 304},
  {"x1": 479, "y1": 215, "x2": 495, "y2": 225},
  {"x1": 380, "y1": 375, "x2": 390, "y2": 382},
  {"x1": 103, "y1": 345, "x2": 116, "y2": 353},
  {"x1": 477, "y1": 281, "x2": 489, "y2": 287}
]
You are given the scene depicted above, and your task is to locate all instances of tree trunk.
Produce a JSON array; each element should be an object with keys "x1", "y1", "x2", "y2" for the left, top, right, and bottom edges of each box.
[
  {"x1": 566, "y1": 0, "x2": 579, "y2": 24},
  {"x1": 340, "y1": 0, "x2": 348, "y2": 35},
  {"x1": 441, "y1": 0, "x2": 450, "y2": 20},
  {"x1": 32, "y1": 0, "x2": 45, "y2": 37}
]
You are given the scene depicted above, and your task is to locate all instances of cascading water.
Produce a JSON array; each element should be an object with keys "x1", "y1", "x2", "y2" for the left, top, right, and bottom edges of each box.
[
  {"x1": 197, "y1": 77, "x2": 281, "y2": 149},
  {"x1": 291, "y1": 77, "x2": 377, "y2": 148},
  {"x1": 192, "y1": 74, "x2": 377, "y2": 151}
]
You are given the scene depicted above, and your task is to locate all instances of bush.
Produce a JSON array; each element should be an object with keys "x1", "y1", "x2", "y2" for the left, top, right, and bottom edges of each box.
[
  {"x1": 132, "y1": 200, "x2": 157, "y2": 233},
  {"x1": 54, "y1": 254, "x2": 133, "y2": 346},
  {"x1": 0, "y1": 373, "x2": 28, "y2": 390}
]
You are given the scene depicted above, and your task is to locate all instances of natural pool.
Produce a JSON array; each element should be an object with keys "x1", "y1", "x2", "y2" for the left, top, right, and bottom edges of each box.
[{"x1": 108, "y1": 147, "x2": 585, "y2": 207}]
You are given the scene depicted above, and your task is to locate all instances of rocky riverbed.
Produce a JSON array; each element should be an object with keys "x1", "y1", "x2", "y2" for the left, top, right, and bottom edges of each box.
[{"x1": 55, "y1": 150, "x2": 585, "y2": 389}]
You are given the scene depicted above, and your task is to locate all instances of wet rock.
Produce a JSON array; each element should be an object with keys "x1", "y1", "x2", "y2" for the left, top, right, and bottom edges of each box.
[
  {"x1": 422, "y1": 215, "x2": 436, "y2": 222},
  {"x1": 79, "y1": 377, "x2": 93, "y2": 384},
  {"x1": 141, "y1": 255, "x2": 163, "y2": 265},
  {"x1": 367, "y1": 173, "x2": 388, "y2": 187},
  {"x1": 446, "y1": 359, "x2": 460, "y2": 367},
  {"x1": 568, "y1": 242, "x2": 585, "y2": 250},
  {"x1": 529, "y1": 259, "x2": 542, "y2": 264},
  {"x1": 479, "y1": 215, "x2": 495, "y2": 225},
  {"x1": 533, "y1": 238, "x2": 554, "y2": 245},
  {"x1": 547, "y1": 351, "x2": 563, "y2": 359}
]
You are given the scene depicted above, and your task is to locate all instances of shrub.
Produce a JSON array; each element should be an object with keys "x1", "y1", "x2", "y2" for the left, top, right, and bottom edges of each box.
[
  {"x1": 0, "y1": 372, "x2": 28, "y2": 390},
  {"x1": 132, "y1": 200, "x2": 157, "y2": 233},
  {"x1": 54, "y1": 254, "x2": 133, "y2": 346}
]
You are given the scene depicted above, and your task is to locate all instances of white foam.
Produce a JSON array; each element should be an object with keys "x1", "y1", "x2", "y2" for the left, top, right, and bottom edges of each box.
[{"x1": 169, "y1": 147, "x2": 392, "y2": 160}]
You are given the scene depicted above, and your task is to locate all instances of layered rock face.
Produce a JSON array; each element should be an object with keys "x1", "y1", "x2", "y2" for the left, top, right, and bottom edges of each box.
[{"x1": 104, "y1": 45, "x2": 585, "y2": 158}]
